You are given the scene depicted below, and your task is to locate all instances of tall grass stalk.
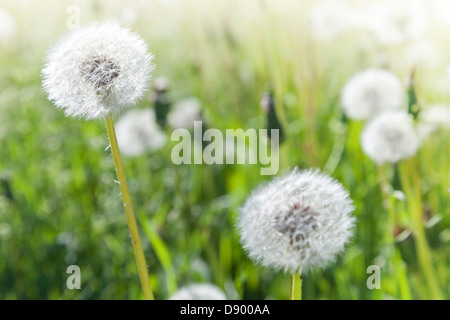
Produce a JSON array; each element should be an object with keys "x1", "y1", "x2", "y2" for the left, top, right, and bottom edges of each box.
[{"x1": 399, "y1": 156, "x2": 443, "y2": 299}]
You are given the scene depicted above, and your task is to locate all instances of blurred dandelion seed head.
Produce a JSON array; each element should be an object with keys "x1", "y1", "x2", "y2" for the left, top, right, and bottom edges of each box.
[
  {"x1": 420, "y1": 104, "x2": 450, "y2": 131},
  {"x1": 168, "y1": 97, "x2": 202, "y2": 129},
  {"x1": 237, "y1": 168, "x2": 355, "y2": 274},
  {"x1": 0, "y1": 8, "x2": 16, "y2": 45},
  {"x1": 308, "y1": 0, "x2": 357, "y2": 41},
  {"x1": 169, "y1": 283, "x2": 227, "y2": 300},
  {"x1": 115, "y1": 109, "x2": 166, "y2": 157},
  {"x1": 42, "y1": 21, "x2": 154, "y2": 120},
  {"x1": 361, "y1": 111, "x2": 419, "y2": 164},
  {"x1": 341, "y1": 69, "x2": 404, "y2": 120},
  {"x1": 367, "y1": 0, "x2": 429, "y2": 45},
  {"x1": 260, "y1": 92, "x2": 273, "y2": 113},
  {"x1": 153, "y1": 76, "x2": 170, "y2": 93}
]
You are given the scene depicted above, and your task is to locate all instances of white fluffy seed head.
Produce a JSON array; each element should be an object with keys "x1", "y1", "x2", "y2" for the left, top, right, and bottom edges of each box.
[
  {"x1": 416, "y1": 122, "x2": 435, "y2": 146},
  {"x1": 42, "y1": 21, "x2": 154, "y2": 120},
  {"x1": 405, "y1": 40, "x2": 445, "y2": 70},
  {"x1": 153, "y1": 76, "x2": 170, "y2": 92},
  {"x1": 367, "y1": 0, "x2": 429, "y2": 45},
  {"x1": 167, "y1": 97, "x2": 202, "y2": 129},
  {"x1": 0, "y1": 8, "x2": 16, "y2": 45},
  {"x1": 420, "y1": 104, "x2": 450, "y2": 131},
  {"x1": 237, "y1": 168, "x2": 355, "y2": 274},
  {"x1": 115, "y1": 109, "x2": 166, "y2": 157},
  {"x1": 308, "y1": 0, "x2": 358, "y2": 41},
  {"x1": 169, "y1": 284, "x2": 227, "y2": 300},
  {"x1": 341, "y1": 69, "x2": 404, "y2": 120},
  {"x1": 361, "y1": 111, "x2": 419, "y2": 165}
]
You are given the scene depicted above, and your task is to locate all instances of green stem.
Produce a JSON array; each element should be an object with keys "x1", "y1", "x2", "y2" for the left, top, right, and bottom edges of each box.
[
  {"x1": 105, "y1": 117, "x2": 154, "y2": 300},
  {"x1": 291, "y1": 273, "x2": 302, "y2": 300}
]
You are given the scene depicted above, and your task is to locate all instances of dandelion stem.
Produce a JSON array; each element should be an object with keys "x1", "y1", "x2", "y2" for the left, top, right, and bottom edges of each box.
[
  {"x1": 291, "y1": 273, "x2": 302, "y2": 300},
  {"x1": 105, "y1": 116, "x2": 154, "y2": 300}
]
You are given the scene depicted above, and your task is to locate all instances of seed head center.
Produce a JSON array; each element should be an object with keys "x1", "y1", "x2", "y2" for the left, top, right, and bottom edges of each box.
[
  {"x1": 80, "y1": 55, "x2": 121, "y2": 89},
  {"x1": 274, "y1": 203, "x2": 318, "y2": 251}
]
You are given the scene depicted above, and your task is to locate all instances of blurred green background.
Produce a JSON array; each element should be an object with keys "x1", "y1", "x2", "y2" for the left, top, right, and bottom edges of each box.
[{"x1": 0, "y1": 0, "x2": 448, "y2": 299}]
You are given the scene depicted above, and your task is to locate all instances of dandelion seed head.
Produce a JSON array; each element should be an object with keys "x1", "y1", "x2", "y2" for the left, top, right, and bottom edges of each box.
[
  {"x1": 79, "y1": 54, "x2": 121, "y2": 89},
  {"x1": 274, "y1": 204, "x2": 319, "y2": 253},
  {"x1": 341, "y1": 69, "x2": 404, "y2": 120},
  {"x1": 153, "y1": 77, "x2": 170, "y2": 93},
  {"x1": 0, "y1": 8, "x2": 16, "y2": 45},
  {"x1": 367, "y1": 0, "x2": 429, "y2": 45},
  {"x1": 42, "y1": 21, "x2": 153, "y2": 120},
  {"x1": 416, "y1": 104, "x2": 450, "y2": 143},
  {"x1": 392, "y1": 190, "x2": 406, "y2": 201},
  {"x1": 432, "y1": 0, "x2": 450, "y2": 29},
  {"x1": 420, "y1": 104, "x2": 450, "y2": 131},
  {"x1": 169, "y1": 284, "x2": 227, "y2": 300},
  {"x1": 115, "y1": 109, "x2": 166, "y2": 157},
  {"x1": 167, "y1": 97, "x2": 202, "y2": 129},
  {"x1": 405, "y1": 40, "x2": 445, "y2": 70},
  {"x1": 417, "y1": 122, "x2": 435, "y2": 145},
  {"x1": 237, "y1": 168, "x2": 355, "y2": 274},
  {"x1": 361, "y1": 111, "x2": 419, "y2": 164},
  {"x1": 308, "y1": 0, "x2": 357, "y2": 41}
]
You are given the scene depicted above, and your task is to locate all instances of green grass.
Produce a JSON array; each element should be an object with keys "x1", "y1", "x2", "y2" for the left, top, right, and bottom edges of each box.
[{"x1": 0, "y1": 0, "x2": 449, "y2": 300}]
